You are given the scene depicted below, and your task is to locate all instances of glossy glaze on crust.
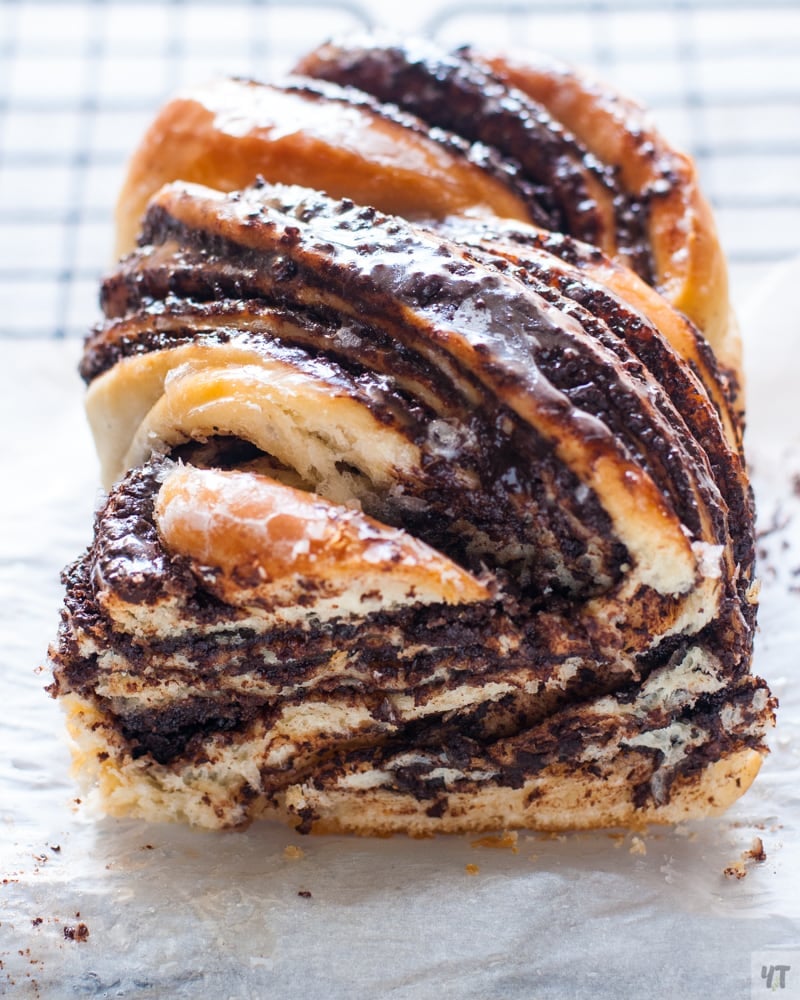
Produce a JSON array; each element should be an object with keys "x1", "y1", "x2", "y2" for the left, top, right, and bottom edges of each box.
[
  {"x1": 295, "y1": 38, "x2": 735, "y2": 373},
  {"x1": 296, "y1": 39, "x2": 635, "y2": 268},
  {"x1": 114, "y1": 36, "x2": 737, "y2": 383},
  {"x1": 113, "y1": 75, "x2": 533, "y2": 258}
]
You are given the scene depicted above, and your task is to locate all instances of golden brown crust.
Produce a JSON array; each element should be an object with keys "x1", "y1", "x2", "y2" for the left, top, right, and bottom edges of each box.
[
  {"x1": 114, "y1": 78, "x2": 531, "y2": 258},
  {"x1": 155, "y1": 464, "x2": 491, "y2": 611},
  {"x1": 148, "y1": 182, "x2": 707, "y2": 599}
]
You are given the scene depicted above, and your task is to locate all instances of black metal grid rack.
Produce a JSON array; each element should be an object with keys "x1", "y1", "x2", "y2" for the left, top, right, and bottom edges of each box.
[{"x1": 1, "y1": 0, "x2": 798, "y2": 339}]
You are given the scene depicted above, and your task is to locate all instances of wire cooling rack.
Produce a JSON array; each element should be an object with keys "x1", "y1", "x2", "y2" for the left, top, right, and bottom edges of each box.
[{"x1": 1, "y1": 0, "x2": 798, "y2": 338}]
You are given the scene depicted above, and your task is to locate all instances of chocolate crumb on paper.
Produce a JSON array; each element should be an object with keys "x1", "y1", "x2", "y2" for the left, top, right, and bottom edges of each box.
[{"x1": 63, "y1": 923, "x2": 89, "y2": 942}]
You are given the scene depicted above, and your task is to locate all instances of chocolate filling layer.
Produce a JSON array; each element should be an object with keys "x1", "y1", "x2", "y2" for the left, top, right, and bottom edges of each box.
[{"x1": 296, "y1": 38, "x2": 653, "y2": 280}]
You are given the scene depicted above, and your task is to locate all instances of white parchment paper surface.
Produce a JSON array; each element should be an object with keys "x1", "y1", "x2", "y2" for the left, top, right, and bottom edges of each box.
[{"x1": 1, "y1": 263, "x2": 799, "y2": 999}]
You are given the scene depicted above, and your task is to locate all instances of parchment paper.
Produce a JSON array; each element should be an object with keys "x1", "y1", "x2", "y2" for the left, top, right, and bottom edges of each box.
[{"x1": 1, "y1": 262, "x2": 799, "y2": 999}]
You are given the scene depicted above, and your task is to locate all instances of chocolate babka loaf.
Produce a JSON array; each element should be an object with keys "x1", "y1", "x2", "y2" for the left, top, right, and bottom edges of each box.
[{"x1": 48, "y1": 39, "x2": 774, "y2": 834}]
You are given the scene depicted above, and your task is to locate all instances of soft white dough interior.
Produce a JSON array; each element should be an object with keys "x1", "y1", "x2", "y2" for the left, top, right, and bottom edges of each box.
[{"x1": 86, "y1": 341, "x2": 420, "y2": 492}]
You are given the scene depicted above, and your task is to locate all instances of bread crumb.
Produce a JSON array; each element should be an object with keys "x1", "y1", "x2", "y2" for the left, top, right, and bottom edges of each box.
[
  {"x1": 470, "y1": 831, "x2": 518, "y2": 853},
  {"x1": 283, "y1": 845, "x2": 305, "y2": 860},
  {"x1": 724, "y1": 835, "x2": 767, "y2": 879},
  {"x1": 629, "y1": 836, "x2": 647, "y2": 856},
  {"x1": 465, "y1": 863, "x2": 480, "y2": 876},
  {"x1": 608, "y1": 833, "x2": 626, "y2": 848},
  {"x1": 723, "y1": 860, "x2": 747, "y2": 880}
]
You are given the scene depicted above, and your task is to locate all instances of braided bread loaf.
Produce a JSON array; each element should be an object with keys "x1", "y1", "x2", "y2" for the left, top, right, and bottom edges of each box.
[{"x1": 48, "y1": 39, "x2": 773, "y2": 834}]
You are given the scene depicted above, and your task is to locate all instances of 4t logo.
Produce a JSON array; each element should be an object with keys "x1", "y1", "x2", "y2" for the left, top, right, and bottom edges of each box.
[
  {"x1": 762, "y1": 964, "x2": 791, "y2": 990},
  {"x1": 752, "y1": 954, "x2": 800, "y2": 998}
]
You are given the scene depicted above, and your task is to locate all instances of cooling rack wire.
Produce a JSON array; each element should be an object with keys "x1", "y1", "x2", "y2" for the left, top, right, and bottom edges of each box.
[{"x1": 0, "y1": 0, "x2": 798, "y2": 338}]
